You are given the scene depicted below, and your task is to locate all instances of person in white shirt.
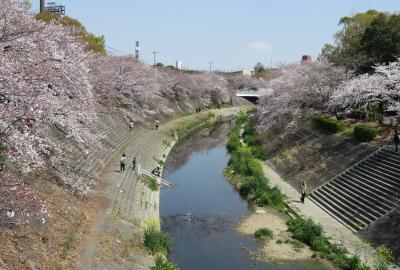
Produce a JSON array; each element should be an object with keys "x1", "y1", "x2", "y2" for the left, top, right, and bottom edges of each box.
[{"x1": 120, "y1": 153, "x2": 126, "y2": 172}]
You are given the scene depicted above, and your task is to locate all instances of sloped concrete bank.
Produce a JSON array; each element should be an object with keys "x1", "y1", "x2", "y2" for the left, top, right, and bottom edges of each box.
[
  {"x1": 77, "y1": 107, "x2": 246, "y2": 270},
  {"x1": 259, "y1": 126, "x2": 399, "y2": 268}
]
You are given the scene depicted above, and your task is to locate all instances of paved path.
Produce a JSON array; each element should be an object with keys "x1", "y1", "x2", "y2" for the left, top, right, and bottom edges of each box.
[
  {"x1": 264, "y1": 162, "x2": 399, "y2": 269},
  {"x1": 78, "y1": 107, "x2": 245, "y2": 270}
]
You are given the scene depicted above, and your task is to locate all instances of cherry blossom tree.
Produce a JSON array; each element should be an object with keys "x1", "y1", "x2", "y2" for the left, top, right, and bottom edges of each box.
[
  {"x1": 256, "y1": 61, "x2": 347, "y2": 136},
  {"x1": 330, "y1": 60, "x2": 400, "y2": 115},
  {"x1": 0, "y1": 0, "x2": 97, "y2": 171},
  {"x1": 0, "y1": 0, "x2": 96, "y2": 224}
]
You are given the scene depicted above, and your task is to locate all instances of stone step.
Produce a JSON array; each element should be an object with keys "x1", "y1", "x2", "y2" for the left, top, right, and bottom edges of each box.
[
  {"x1": 364, "y1": 159, "x2": 400, "y2": 179},
  {"x1": 311, "y1": 146, "x2": 400, "y2": 231},
  {"x1": 325, "y1": 183, "x2": 383, "y2": 219},
  {"x1": 330, "y1": 179, "x2": 391, "y2": 214},
  {"x1": 356, "y1": 164, "x2": 400, "y2": 187},
  {"x1": 344, "y1": 172, "x2": 399, "y2": 203},
  {"x1": 370, "y1": 154, "x2": 400, "y2": 171},
  {"x1": 309, "y1": 193, "x2": 361, "y2": 232},
  {"x1": 337, "y1": 176, "x2": 398, "y2": 208},
  {"x1": 316, "y1": 188, "x2": 372, "y2": 225},
  {"x1": 351, "y1": 167, "x2": 400, "y2": 192}
]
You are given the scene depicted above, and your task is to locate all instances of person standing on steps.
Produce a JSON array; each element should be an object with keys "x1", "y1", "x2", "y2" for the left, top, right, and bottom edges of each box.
[
  {"x1": 129, "y1": 121, "x2": 134, "y2": 132},
  {"x1": 155, "y1": 119, "x2": 160, "y2": 130},
  {"x1": 120, "y1": 153, "x2": 126, "y2": 172},
  {"x1": 132, "y1": 157, "x2": 137, "y2": 171},
  {"x1": 300, "y1": 179, "x2": 308, "y2": 204},
  {"x1": 394, "y1": 129, "x2": 399, "y2": 152}
]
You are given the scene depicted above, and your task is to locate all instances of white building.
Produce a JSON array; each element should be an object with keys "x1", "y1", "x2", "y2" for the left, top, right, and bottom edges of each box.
[{"x1": 176, "y1": 61, "x2": 183, "y2": 70}]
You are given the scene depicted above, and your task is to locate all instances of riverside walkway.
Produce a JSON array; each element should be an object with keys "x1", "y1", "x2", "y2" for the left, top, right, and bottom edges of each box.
[
  {"x1": 78, "y1": 107, "x2": 245, "y2": 270},
  {"x1": 263, "y1": 162, "x2": 399, "y2": 269}
]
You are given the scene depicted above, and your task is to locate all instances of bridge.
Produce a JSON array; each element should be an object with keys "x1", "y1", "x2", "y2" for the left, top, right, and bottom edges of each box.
[{"x1": 235, "y1": 87, "x2": 263, "y2": 104}]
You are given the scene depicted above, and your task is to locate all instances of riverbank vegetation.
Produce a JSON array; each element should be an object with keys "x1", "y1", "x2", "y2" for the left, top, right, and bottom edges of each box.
[
  {"x1": 144, "y1": 223, "x2": 179, "y2": 269},
  {"x1": 287, "y1": 217, "x2": 370, "y2": 270},
  {"x1": 226, "y1": 113, "x2": 285, "y2": 210}
]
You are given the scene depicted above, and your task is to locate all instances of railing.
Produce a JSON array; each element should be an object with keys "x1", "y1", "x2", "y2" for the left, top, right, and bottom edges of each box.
[{"x1": 137, "y1": 164, "x2": 174, "y2": 188}]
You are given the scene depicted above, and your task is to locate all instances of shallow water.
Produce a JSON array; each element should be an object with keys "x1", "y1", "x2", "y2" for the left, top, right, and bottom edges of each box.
[{"x1": 161, "y1": 125, "x2": 327, "y2": 270}]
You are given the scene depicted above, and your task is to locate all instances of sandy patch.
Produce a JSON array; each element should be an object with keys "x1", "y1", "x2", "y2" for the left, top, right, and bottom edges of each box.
[{"x1": 237, "y1": 207, "x2": 313, "y2": 262}]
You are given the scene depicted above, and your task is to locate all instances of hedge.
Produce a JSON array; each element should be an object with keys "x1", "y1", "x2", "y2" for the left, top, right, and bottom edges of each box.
[
  {"x1": 312, "y1": 115, "x2": 346, "y2": 133},
  {"x1": 354, "y1": 124, "x2": 378, "y2": 142}
]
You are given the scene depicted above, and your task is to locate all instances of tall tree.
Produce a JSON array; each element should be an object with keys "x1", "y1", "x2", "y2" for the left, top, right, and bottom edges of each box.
[
  {"x1": 361, "y1": 14, "x2": 400, "y2": 67},
  {"x1": 320, "y1": 10, "x2": 390, "y2": 73}
]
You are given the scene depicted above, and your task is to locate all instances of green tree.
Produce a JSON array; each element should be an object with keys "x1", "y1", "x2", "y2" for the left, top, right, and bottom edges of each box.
[
  {"x1": 35, "y1": 12, "x2": 106, "y2": 55},
  {"x1": 361, "y1": 14, "x2": 400, "y2": 67},
  {"x1": 320, "y1": 10, "x2": 388, "y2": 73}
]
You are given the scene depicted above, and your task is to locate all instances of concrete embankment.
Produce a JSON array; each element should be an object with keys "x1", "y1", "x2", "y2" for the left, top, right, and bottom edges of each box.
[{"x1": 78, "y1": 107, "x2": 246, "y2": 270}]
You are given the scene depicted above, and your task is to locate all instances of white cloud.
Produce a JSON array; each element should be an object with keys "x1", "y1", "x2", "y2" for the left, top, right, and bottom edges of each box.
[{"x1": 246, "y1": 41, "x2": 271, "y2": 50}]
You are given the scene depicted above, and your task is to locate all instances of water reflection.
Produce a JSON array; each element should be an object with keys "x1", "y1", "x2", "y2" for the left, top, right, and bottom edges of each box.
[{"x1": 161, "y1": 124, "x2": 327, "y2": 270}]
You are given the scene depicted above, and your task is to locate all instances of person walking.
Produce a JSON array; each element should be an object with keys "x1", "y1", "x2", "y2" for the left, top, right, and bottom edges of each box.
[
  {"x1": 300, "y1": 179, "x2": 308, "y2": 204},
  {"x1": 120, "y1": 154, "x2": 126, "y2": 172},
  {"x1": 394, "y1": 129, "x2": 399, "y2": 152},
  {"x1": 155, "y1": 120, "x2": 160, "y2": 130},
  {"x1": 132, "y1": 157, "x2": 137, "y2": 171},
  {"x1": 129, "y1": 121, "x2": 134, "y2": 132}
]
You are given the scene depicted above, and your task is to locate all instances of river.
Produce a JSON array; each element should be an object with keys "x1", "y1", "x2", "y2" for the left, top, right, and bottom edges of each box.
[{"x1": 161, "y1": 123, "x2": 327, "y2": 270}]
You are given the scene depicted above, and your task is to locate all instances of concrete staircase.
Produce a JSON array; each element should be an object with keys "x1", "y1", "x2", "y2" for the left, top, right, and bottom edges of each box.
[
  {"x1": 48, "y1": 115, "x2": 145, "y2": 189},
  {"x1": 310, "y1": 146, "x2": 400, "y2": 232}
]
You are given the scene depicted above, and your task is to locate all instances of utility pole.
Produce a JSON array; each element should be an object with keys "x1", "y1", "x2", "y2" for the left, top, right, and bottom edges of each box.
[
  {"x1": 135, "y1": 41, "x2": 140, "y2": 60},
  {"x1": 208, "y1": 62, "x2": 213, "y2": 72},
  {"x1": 152, "y1": 51, "x2": 159, "y2": 66},
  {"x1": 40, "y1": 0, "x2": 45, "y2": 13}
]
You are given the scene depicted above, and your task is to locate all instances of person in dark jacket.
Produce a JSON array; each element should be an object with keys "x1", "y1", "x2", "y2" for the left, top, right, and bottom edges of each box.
[
  {"x1": 394, "y1": 129, "x2": 399, "y2": 152},
  {"x1": 132, "y1": 157, "x2": 137, "y2": 171}
]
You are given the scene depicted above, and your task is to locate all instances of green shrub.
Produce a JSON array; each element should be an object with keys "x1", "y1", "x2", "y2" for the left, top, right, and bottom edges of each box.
[
  {"x1": 353, "y1": 124, "x2": 378, "y2": 142},
  {"x1": 375, "y1": 246, "x2": 394, "y2": 270},
  {"x1": 115, "y1": 97, "x2": 131, "y2": 108},
  {"x1": 152, "y1": 256, "x2": 179, "y2": 270},
  {"x1": 310, "y1": 236, "x2": 330, "y2": 254},
  {"x1": 312, "y1": 115, "x2": 346, "y2": 133},
  {"x1": 149, "y1": 178, "x2": 159, "y2": 191},
  {"x1": 251, "y1": 145, "x2": 268, "y2": 160},
  {"x1": 247, "y1": 159, "x2": 264, "y2": 178},
  {"x1": 144, "y1": 225, "x2": 172, "y2": 254},
  {"x1": 268, "y1": 187, "x2": 285, "y2": 208},
  {"x1": 227, "y1": 113, "x2": 284, "y2": 210},
  {"x1": 208, "y1": 110, "x2": 216, "y2": 118},
  {"x1": 255, "y1": 228, "x2": 273, "y2": 239},
  {"x1": 226, "y1": 132, "x2": 241, "y2": 153},
  {"x1": 286, "y1": 217, "x2": 323, "y2": 246}
]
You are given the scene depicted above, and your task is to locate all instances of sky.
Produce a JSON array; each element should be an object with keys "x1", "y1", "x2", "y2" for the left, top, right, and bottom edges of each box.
[{"x1": 31, "y1": 0, "x2": 399, "y2": 71}]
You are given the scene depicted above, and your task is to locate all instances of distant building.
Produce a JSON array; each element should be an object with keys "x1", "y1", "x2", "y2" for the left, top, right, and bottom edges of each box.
[
  {"x1": 301, "y1": 55, "x2": 312, "y2": 62},
  {"x1": 216, "y1": 69, "x2": 252, "y2": 77},
  {"x1": 254, "y1": 62, "x2": 265, "y2": 73},
  {"x1": 176, "y1": 61, "x2": 183, "y2": 70}
]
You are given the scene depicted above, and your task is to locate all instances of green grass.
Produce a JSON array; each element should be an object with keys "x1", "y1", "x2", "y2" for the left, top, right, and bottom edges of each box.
[
  {"x1": 354, "y1": 124, "x2": 378, "y2": 142},
  {"x1": 61, "y1": 231, "x2": 78, "y2": 258},
  {"x1": 286, "y1": 217, "x2": 369, "y2": 270},
  {"x1": 144, "y1": 225, "x2": 172, "y2": 254},
  {"x1": 149, "y1": 178, "x2": 159, "y2": 191},
  {"x1": 152, "y1": 256, "x2": 179, "y2": 270},
  {"x1": 254, "y1": 228, "x2": 273, "y2": 239},
  {"x1": 312, "y1": 115, "x2": 346, "y2": 133},
  {"x1": 226, "y1": 113, "x2": 285, "y2": 210},
  {"x1": 339, "y1": 126, "x2": 354, "y2": 137}
]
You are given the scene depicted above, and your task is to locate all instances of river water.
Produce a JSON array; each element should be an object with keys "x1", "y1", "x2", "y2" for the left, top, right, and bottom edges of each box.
[{"x1": 161, "y1": 124, "x2": 326, "y2": 270}]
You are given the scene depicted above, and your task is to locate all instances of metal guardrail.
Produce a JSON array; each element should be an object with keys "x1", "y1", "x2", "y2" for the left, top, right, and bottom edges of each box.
[{"x1": 137, "y1": 165, "x2": 174, "y2": 188}]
